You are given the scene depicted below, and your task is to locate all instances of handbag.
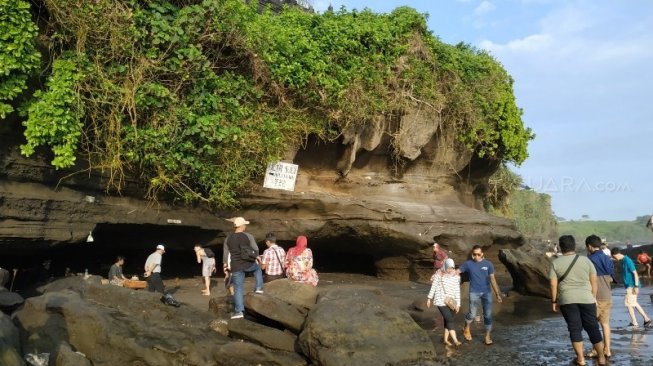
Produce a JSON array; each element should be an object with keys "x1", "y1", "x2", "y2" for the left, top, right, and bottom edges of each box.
[{"x1": 440, "y1": 275, "x2": 457, "y2": 311}]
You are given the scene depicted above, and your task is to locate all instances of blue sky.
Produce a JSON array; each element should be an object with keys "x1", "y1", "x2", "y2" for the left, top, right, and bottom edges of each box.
[{"x1": 312, "y1": 0, "x2": 653, "y2": 221}]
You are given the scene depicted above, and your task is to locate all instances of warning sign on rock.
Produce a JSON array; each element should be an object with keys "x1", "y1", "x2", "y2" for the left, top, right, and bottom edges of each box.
[{"x1": 263, "y1": 162, "x2": 298, "y2": 191}]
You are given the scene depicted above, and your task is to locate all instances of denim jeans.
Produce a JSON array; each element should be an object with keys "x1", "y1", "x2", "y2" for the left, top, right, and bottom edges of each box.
[
  {"x1": 465, "y1": 291, "x2": 493, "y2": 331},
  {"x1": 231, "y1": 262, "x2": 263, "y2": 313}
]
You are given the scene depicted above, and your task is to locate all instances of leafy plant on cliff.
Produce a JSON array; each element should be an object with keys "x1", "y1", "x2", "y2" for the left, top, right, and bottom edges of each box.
[
  {"x1": 485, "y1": 165, "x2": 557, "y2": 239},
  {"x1": 14, "y1": 0, "x2": 534, "y2": 207},
  {"x1": 0, "y1": 0, "x2": 41, "y2": 118}
]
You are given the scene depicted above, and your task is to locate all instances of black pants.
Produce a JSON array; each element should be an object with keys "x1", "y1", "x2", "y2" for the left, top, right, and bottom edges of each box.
[
  {"x1": 438, "y1": 306, "x2": 455, "y2": 330},
  {"x1": 560, "y1": 303, "x2": 603, "y2": 344},
  {"x1": 146, "y1": 272, "x2": 165, "y2": 294}
]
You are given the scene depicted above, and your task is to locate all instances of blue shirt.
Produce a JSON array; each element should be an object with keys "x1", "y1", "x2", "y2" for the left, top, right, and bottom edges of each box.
[
  {"x1": 460, "y1": 259, "x2": 495, "y2": 293},
  {"x1": 621, "y1": 256, "x2": 639, "y2": 288},
  {"x1": 588, "y1": 250, "x2": 616, "y2": 278}
]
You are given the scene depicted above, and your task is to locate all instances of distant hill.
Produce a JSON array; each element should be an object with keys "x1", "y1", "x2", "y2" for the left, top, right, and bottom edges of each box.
[{"x1": 557, "y1": 219, "x2": 652, "y2": 245}]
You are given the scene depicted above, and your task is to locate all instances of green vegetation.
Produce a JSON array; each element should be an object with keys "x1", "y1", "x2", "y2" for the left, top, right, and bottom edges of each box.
[
  {"x1": 558, "y1": 217, "x2": 653, "y2": 244},
  {"x1": 0, "y1": 0, "x2": 40, "y2": 118},
  {"x1": 485, "y1": 165, "x2": 557, "y2": 239},
  {"x1": 2, "y1": 0, "x2": 533, "y2": 207}
]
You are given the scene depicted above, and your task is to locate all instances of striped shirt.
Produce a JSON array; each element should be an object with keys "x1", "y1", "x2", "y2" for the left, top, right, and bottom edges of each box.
[
  {"x1": 427, "y1": 271, "x2": 461, "y2": 308},
  {"x1": 261, "y1": 244, "x2": 286, "y2": 276}
]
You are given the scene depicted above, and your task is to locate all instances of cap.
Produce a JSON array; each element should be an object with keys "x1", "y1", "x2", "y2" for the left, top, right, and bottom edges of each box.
[
  {"x1": 156, "y1": 244, "x2": 165, "y2": 251},
  {"x1": 228, "y1": 217, "x2": 250, "y2": 227}
]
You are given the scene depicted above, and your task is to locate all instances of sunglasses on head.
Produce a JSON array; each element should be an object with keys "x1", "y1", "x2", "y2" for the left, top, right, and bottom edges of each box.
[{"x1": 472, "y1": 252, "x2": 483, "y2": 257}]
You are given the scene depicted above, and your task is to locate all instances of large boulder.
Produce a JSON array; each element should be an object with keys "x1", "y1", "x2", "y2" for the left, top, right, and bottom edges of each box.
[
  {"x1": 50, "y1": 342, "x2": 91, "y2": 366},
  {"x1": 298, "y1": 288, "x2": 437, "y2": 366},
  {"x1": 0, "y1": 289, "x2": 24, "y2": 313},
  {"x1": 0, "y1": 312, "x2": 24, "y2": 366},
  {"x1": 12, "y1": 277, "x2": 306, "y2": 365},
  {"x1": 263, "y1": 279, "x2": 318, "y2": 310},
  {"x1": 244, "y1": 293, "x2": 308, "y2": 333},
  {"x1": 227, "y1": 318, "x2": 298, "y2": 352},
  {"x1": 499, "y1": 245, "x2": 553, "y2": 297}
]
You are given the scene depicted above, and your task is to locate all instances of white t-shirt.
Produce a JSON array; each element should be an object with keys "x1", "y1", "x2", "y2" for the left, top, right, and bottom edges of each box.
[
  {"x1": 602, "y1": 248, "x2": 611, "y2": 257},
  {"x1": 145, "y1": 252, "x2": 162, "y2": 273}
]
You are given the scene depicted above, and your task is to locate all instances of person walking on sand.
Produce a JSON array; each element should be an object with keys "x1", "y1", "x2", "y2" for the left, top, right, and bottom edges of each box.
[
  {"x1": 260, "y1": 233, "x2": 286, "y2": 283},
  {"x1": 194, "y1": 244, "x2": 216, "y2": 296},
  {"x1": 222, "y1": 217, "x2": 263, "y2": 319},
  {"x1": 427, "y1": 258, "x2": 462, "y2": 346},
  {"x1": 611, "y1": 247, "x2": 652, "y2": 329},
  {"x1": 585, "y1": 235, "x2": 616, "y2": 359},
  {"x1": 550, "y1": 235, "x2": 605, "y2": 366},
  {"x1": 459, "y1": 245, "x2": 502, "y2": 345}
]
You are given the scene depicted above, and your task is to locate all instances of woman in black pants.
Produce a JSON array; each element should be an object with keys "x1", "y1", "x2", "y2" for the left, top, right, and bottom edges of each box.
[
  {"x1": 550, "y1": 235, "x2": 606, "y2": 366},
  {"x1": 427, "y1": 258, "x2": 462, "y2": 346}
]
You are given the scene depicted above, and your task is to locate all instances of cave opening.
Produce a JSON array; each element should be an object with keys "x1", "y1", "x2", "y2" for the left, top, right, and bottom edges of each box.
[{"x1": 1, "y1": 224, "x2": 381, "y2": 293}]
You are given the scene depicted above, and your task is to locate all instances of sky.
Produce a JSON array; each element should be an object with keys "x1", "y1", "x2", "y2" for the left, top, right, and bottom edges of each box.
[{"x1": 311, "y1": 0, "x2": 653, "y2": 221}]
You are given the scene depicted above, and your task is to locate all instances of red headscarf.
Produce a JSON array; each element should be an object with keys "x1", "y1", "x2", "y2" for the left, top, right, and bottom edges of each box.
[{"x1": 287, "y1": 236, "x2": 308, "y2": 261}]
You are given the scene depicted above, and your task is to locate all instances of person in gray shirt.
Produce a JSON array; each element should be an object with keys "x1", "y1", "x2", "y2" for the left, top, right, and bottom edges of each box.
[{"x1": 108, "y1": 256, "x2": 127, "y2": 286}]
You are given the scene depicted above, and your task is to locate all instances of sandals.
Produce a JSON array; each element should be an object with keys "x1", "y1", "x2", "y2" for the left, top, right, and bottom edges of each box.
[
  {"x1": 573, "y1": 359, "x2": 586, "y2": 366},
  {"x1": 644, "y1": 319, "x2": 652, "y2": 327}
]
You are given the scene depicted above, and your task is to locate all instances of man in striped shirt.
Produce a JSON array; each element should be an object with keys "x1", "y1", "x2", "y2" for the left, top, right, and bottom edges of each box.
[{"x1": 260, "y1": 232, "x2": 287, "y2": 283}]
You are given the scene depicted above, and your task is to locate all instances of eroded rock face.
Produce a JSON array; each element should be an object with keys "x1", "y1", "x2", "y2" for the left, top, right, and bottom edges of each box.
[
  {"x1": 499, "y1": 245, "x2": 553, "y2": 297},
  {"x1": 1, "y1": 105, "x2": 523, "y2": 281}
]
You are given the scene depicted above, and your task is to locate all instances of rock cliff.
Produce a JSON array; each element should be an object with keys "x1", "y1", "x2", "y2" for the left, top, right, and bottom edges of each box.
[{"x1": 1, "y1": 105, "x2": 523, "y2": 280}]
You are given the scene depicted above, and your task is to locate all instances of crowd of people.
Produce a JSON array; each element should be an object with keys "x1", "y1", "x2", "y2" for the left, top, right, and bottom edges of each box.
[
  {"x1": 103, "y1": 216, "x2": 320, "y2": 317},
  {"x1": 425, "y1": 235, "x2": 652, "y2": 365}
]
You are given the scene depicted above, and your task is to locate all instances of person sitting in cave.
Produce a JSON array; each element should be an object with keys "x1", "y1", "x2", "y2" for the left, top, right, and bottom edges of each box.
[
  {"x1": 108, "y1": 256, "x2": 128, "y2": 286},
  {"x1": 285, "y1": 236, "x2": 318, "y2": 286},
  {"x1": 194, "y1": 244, "x2": 216, "y2": 295},
  {"x1": 260, "y1": 232, "x2": 286, "y2": 283}
]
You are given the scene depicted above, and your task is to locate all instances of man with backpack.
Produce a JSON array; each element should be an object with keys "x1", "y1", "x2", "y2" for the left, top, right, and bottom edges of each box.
[
  {"x1": 222, "y1": 217, "x2": 263, "y2": 319},
  {"x1": 260, "y1": 232, "x2": 287, "y2": 282}
]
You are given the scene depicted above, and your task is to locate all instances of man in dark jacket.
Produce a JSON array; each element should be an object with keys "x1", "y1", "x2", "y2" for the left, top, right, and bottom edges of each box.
[{"x1": 222, "y1": 217, "x2": 263, "y2": 319}]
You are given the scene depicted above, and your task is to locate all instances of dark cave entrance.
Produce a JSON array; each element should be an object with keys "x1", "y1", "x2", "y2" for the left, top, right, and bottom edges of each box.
[{"x1": 2, "y1": 225, "x2": 380, "y2": 293}]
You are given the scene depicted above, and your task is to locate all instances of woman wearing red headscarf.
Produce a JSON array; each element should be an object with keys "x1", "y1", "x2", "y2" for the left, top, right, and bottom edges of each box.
[{"x1": 285, "y1": 236, "x2": 319, "y2": 286}]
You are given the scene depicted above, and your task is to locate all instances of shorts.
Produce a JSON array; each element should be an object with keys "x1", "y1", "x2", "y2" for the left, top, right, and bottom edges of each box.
[
  {"x1": 625, "y1": 287, "x2": 640, "y2": 307},
  {"x1": 202, "y1": 258, "x2": 216, "y2": 277},
  {"x1": 596, "y1": 301, "x2": 611, "y2": 323}
]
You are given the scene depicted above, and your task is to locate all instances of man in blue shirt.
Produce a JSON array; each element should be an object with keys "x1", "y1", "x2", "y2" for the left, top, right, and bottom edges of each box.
[
  {"x1": 585, "y1": 235, "x2": 616, "y2": 358},
  {"x1": 611, "y1": 247, "x2": 651, "y2": 328},
  {"x1": 459, "y1": 245, "x2": 502, "y2": 345}
]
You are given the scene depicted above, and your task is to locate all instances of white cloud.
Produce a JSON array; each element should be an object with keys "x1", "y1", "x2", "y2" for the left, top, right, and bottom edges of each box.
[
  {"x1": 474, "y1": 1, "x2": 496, "y2": 16},
  {"x1": 480, "y1": 33, "x2": 552, "y2": 53}
]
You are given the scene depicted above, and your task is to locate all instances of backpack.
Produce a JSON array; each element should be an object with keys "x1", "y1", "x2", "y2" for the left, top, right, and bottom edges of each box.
[
  {"x1": 204, "y1": 248, "x2": 215, "y2": 258},
  {"x1": 240, "y1": 245, "x2": 258, "y2": 262},
  {"x1": 226, "y1": 233, "x2": 258, "y2": 262}
]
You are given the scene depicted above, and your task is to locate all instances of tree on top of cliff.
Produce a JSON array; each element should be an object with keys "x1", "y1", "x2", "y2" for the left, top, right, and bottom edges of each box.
[{"x1": 2, "y1": 0, "x2": 533, "y2": 207}]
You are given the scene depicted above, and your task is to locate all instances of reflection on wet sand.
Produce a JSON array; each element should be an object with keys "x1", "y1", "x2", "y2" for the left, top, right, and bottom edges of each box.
[{"x1": 321, "y1": 274, "x2": 653, "y2": 366}]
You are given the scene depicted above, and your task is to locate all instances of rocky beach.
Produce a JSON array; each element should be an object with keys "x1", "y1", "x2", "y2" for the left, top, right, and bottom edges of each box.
[{"x1": 4, "y1": 270, "x2": 651, "y2": 366}]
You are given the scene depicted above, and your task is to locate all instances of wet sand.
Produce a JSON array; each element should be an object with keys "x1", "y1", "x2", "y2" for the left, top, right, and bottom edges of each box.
[{"x1": 166, "y1": 274, "x2": 653, "y2": 366}]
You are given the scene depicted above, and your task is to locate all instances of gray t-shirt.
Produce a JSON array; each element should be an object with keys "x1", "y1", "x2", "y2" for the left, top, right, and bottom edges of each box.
[
  {"x1": 108, "y1": 264, "x2": 123, "y2": 280},
  {"x1": 549, "y1": 254, "x2": 596, "y2": 305},
  {"x1": 145, "y1": 252, "x2": 162, "y2": 274}
]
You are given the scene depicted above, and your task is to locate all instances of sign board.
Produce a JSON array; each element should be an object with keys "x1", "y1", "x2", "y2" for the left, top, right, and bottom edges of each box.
[{"x1": 263, "y1": 162, "x2": 299, "y2": 191}]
